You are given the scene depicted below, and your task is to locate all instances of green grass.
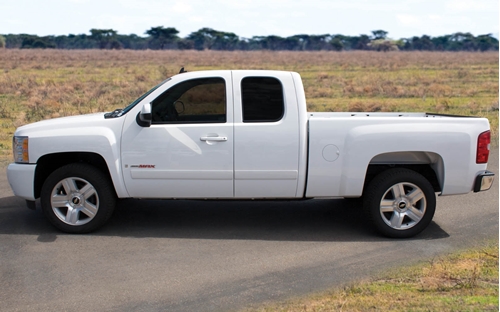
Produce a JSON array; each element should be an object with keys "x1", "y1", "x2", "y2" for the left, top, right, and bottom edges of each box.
[{"x1": 243, "y1": 241, "x2": 499, "y2": 311}]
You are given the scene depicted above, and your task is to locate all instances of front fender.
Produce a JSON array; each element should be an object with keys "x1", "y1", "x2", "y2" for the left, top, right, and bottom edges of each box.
[{"x1": 26, "y1": 125, "x2": 128, "y2": 198}]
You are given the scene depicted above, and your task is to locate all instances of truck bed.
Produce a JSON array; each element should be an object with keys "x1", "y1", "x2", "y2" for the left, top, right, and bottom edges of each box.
[{"x1": 305, "y1": 111, "x2": 490, "y2": 198}]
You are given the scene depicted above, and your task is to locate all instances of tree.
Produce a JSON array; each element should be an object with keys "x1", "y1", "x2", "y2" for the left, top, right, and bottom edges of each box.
[
  {"x1": 308, "y1": 34, "x2": 332, "y2": 50},
  {"x1": 90, "y1": 29, "x2": 118, "y2": 49},
  {"x1": 1, "y1": 28, "x2": 498, "y2": 52},
  {"x1": 330, "y1": 39, "x2": 343, "y2": 51},
  {"x1": 254, "y1": 35, "x2": 287, "y2": 50},
  {"x1": 288, "y1": 35, "x2": 305, "y2": 50},
  {"x1": 448, "y1": 32, "x2": 475, "y2": 51},
  {"x1": 282, "y1": 37, "x2": 300, "y2": 50},
  {"x1": 19, "y1": 35, "x2": 56, "y2": 49},
  {"x1": 430, "y1": 35, "x2": 451, "y2": 51},
  {"x1": 109, "y1": 40, "x2": 123, "y2": 50},
  {"x1": 329, "y1": 34, "x2": 356, "y2": 50},
  {"x1": 242, "y1": 37, "x2": 266, "y2": 50},
  {"x1": 177, "y1": 39, "x2": 195, "y2": 50},
  {"x1": 186, "y1": 28, "x2": 238, "y2": 50},
  {"x1": 477, "y1": 34, "x2": 499, "y2": 51},
  {"x1": 116, "y1": 34, "x2": 148, "y2": 49},
  {"x1": 350, "y1": 34, "x2": 371, "y2": 50},
  {"x1": 145, "y1": 26, "x2": 179, "y2": 49},
  {"x1": 186, "y1": 28, "x2": 214, "y2": 50},
  {"x1": 211, "y1": 31, "x2": 239, "y2": 50},
  {"x1": 290, "y1": 34, "x2": 331, "y2": 50},
  {"x1": 330, "y1": 36, "x2": 344, "y2": 51},
  {"x1": 410, "y1": 35, "x2": 434, "y2": 50},
  {"x1": 371, "y1": 30, "x2": 388, "y2": 40}
]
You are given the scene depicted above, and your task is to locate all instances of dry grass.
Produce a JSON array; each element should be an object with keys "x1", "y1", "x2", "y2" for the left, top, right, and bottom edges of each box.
[
  {"x1": 0, "y1": 50, "x2": 498, "y2": 160},
  {"x1": 243, "y1": 242, "x2": 499, "y2": 312}
]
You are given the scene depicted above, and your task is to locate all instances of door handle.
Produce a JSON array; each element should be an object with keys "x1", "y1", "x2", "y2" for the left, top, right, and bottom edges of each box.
[{"x1": 200, "y1": 136, "x2": 228, "y2": 142}]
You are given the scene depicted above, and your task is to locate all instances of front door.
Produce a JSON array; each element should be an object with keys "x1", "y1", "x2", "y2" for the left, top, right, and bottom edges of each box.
[{"x1": 121, "y1": 72, "x2": 234, "y2": 198}]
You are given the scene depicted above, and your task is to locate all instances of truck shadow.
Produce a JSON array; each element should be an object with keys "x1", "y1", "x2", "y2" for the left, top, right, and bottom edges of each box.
[{"x1": 0, "y1": 196, "x2": 449, "y2": 242}]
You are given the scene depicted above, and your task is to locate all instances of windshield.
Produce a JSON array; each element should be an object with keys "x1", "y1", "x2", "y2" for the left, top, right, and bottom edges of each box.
[{"x1": 120, "y1": 78, "x2": 172, "y2": 115}]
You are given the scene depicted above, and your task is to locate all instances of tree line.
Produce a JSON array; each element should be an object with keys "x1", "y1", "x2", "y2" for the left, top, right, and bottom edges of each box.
[{"x1": 1, "y1": 27, "x2": 498, "y2": 51}]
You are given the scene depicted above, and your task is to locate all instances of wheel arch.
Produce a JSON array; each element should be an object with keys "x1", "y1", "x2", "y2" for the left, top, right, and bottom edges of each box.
[
  {"x1": 363, "y1": 151, "x2": 444, "y2": 195},
  {"x1": 34, "y1": 152, "x2": 118, "y2": 199}
]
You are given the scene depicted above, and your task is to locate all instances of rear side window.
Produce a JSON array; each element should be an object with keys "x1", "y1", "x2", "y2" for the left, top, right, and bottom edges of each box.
[{"x1": 241, "y1": 77, "x2": 284, "y2": 122}]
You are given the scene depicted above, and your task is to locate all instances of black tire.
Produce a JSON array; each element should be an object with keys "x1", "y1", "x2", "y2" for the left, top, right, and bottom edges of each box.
[
  {"x1": 40, "y1": 163, "x2": 116, "y2": 233},
  {"x1": 363, "y1": 168, "x2": 436, "y2": 238}
]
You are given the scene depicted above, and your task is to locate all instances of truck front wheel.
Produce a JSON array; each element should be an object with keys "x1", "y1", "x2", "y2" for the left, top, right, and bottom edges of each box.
[
  {"x1": 40, "y1": 163, "x2": 116, "y2": 233},
  {"x1": 364, "y1": 168, "x2": 436, "y2": 238}
]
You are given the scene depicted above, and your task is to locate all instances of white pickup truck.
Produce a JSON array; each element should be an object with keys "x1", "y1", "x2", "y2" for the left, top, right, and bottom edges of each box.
[{"x1": 7, "y1": 70, "x2": 494, "y2": 238}]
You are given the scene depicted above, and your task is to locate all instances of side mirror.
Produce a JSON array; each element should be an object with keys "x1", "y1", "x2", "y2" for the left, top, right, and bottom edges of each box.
[{"x1": 136, "y1": 103, "x2": 152, "y2": 127}]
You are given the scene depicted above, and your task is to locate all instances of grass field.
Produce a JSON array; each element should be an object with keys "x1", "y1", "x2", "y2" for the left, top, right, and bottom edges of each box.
[
  {"x1": 0, "y1": 49, "x2": 498, "y2": 161},
  {"x1": 243, "y1": 241, "x2": 499, "y2": 311}
]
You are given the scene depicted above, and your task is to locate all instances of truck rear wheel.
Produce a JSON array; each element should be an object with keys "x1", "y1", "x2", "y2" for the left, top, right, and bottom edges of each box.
[
  {"x1": 40, "y1": 163, "x2": 116, "y2": 233},
  {"x1": 364, "y1": 168, "x2": 436, "y2": 238}
]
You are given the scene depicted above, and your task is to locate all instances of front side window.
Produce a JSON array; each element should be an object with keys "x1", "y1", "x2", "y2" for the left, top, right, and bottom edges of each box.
[
  {"x1": 241, "y1": 77, "x2": 284, "y2": 122},
  {"x1": 151, "y1": 78, "x2": 226, "y2": 124}
]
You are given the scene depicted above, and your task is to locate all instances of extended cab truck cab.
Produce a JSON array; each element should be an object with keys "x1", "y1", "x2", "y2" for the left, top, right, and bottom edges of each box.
[{"x1": 7, "y1": 70, "x2": 494, "y2": 238}]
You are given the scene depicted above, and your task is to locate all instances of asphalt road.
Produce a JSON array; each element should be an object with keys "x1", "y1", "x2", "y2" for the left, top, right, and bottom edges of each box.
[{"x1": 1, "y1": 150, "x2": 498, "y2": 312}]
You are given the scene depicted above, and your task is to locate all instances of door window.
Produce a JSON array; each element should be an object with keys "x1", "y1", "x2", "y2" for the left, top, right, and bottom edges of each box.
[{"x1": 151, "y1": 78, "x2": 226, "y2": 123}]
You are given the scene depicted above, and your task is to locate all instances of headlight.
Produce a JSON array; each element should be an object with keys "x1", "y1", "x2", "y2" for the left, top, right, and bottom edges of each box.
[{"x1": 13, "y1": 136, "x2": 29, "y2": 163}]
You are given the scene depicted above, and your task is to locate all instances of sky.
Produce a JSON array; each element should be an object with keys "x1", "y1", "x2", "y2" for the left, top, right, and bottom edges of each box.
[{"x1": 1, "y1": 0, "x2": 498, "y2": 39}]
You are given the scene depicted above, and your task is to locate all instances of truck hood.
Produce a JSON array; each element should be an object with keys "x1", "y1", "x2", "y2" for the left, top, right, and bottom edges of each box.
[{"x1": 15, "y1": 113, "x2": 115, "y2": 136}]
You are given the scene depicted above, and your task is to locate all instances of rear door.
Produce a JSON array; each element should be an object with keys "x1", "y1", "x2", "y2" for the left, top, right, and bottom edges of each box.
[{"x1": 232, "y1": 71, "x2": 300, "y2": 198}]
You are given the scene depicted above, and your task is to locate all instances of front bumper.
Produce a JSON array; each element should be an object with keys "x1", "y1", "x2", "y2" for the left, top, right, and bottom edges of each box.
[
  {"x1": 7, "y1": 163, "x2": 36, "y2": 200},
  {"x1": 473, "y1": 170, "x2": 495, "y2": 192}
]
